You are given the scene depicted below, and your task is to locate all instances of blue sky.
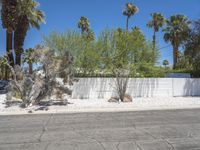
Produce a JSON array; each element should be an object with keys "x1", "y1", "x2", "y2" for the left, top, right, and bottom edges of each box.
[{"x1": 0, "y1": 0, "x2": 200, "y2": 65}]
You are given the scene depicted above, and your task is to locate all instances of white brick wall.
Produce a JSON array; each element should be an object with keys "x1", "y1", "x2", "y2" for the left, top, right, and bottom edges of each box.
[{"x1": 71, "y1": 78, "x2": 200, "y2": 99}]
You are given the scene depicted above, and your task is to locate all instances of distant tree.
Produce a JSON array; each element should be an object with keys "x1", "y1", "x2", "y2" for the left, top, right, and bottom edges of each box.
[
  {"x1": 162, "y1": 59, "x2": 169, "y2": 67},
  {"x1": 147, "y1": 13, "x2": 165, "y2": 53},
  {"x1": 123, "y1": 2, "x2": 139, "y2": 31},
  {"x1": 77, "y1": 16, "x2": 90, "y2": 35},
  {"x1": 163, "y1": 14, "x2": 190, "y2": 69},
  {"x1": 23, "y1": 48, "x2": 36, "y2": 74},
  {"x1": 77, "y1": 16, "x2": 94, "y2": 42}
]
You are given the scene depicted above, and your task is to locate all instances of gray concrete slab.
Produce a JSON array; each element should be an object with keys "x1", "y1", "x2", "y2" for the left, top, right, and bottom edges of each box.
[{"x1": 0, "y1": 109, "x2": 200, "y2": 149}]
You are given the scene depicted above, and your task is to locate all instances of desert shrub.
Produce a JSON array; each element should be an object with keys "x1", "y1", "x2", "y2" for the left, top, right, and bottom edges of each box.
[{"x1": 6, "y1": 46, "x2": 74, "y2": 107}]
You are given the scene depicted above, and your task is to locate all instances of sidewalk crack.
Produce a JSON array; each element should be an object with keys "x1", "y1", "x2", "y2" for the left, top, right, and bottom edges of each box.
[{"x1": 38, "y1": 114, "x2": 53, "y2": 142}]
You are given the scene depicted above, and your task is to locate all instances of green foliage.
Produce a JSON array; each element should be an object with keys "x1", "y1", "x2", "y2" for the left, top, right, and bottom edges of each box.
[
  {"x1": 184, "y1": 19, "x2": 200, "y2": 77},
  {"x1": 163, "y1": 14, "x2": 191, "y2": 45},
  {"x1": 77, "y1": 16, "x2": 90, "y2": 34},
  {"x1": 17, "y1": 0, "x2": 45, "y2": 29},
  {"x1": 123, "y1": 2, "x2": 139, "y2": 31},
  {"x1": 23, "y1": 48, "x2": 35, "y2": 64},
  {"x1": 43, "y1": 30, "x2": 84, "y2": 56},
  {"x1": 0, "y1": 56, "x2": 6, "y2": 79},
  {"x1": 163, "y1": 14, "x2": 191, "y2": 68},
  {"x1": 135, "y1": 64, "x2": 169, "y2": 78},
  {"x1": 76, "y1": 43, "x2": 100, "y2": 76},
  {"x1": 43, "y1": 27, "x2": 161, "y2": 77},
  {"x1": 22, "y1": 48, "x2": 37, "y2": 74},
  {"x1": 147, "y1": 13, "x2": 165, "y2": 32},
  {"x1": 123, "y1": 3, "x2": 139, "y2": 18}
]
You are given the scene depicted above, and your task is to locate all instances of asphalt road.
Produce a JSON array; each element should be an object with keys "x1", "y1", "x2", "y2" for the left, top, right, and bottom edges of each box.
[{"x1": 1, "y1": 109, "x2": 200, "y2": 150}]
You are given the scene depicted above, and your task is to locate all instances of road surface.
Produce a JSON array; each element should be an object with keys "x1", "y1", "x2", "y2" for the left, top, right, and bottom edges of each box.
[{"x1": 0, "y1": 109, "x2": 200, "y2": 150}]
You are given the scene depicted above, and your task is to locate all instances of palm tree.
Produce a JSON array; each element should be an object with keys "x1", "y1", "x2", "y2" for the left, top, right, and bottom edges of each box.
[
  {"x1": 147, "y1": 13, "x2": 165, "y2": 51},
  {"x1": 77, "y1": 16, "x2": 90, "y2": 36},
  {"x1": 23, "y1": 48, "x2": 35, "y2": 74},
  {"x1": 163, "y1": 14, "x2": 190, "y2": 69},
  {"x1": 162, "y1": 59, "x2": 169, "y2": 67},
  {"x1": 14, "y1": 0, "x2": 45, "y2": 66},
  {"x1": 123, "y1": 2, "x2": 139, "y2": 31},
  {"x1": 1, "y1": 0, "x2": 18, "y2": 67}
]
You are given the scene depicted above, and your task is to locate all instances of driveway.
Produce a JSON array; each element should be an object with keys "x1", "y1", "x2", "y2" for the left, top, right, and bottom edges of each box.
[{"x1": 0, "y1": 109, "x2": 200, "y2": 150}]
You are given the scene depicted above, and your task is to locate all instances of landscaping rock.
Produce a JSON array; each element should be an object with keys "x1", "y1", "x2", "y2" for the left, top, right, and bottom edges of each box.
[
  {"x1": 123, "y1": 94, "x2": 133, "y2": 102},
  {"x1": 108, "y1": 97, "x2": 119, "y2": 103}
]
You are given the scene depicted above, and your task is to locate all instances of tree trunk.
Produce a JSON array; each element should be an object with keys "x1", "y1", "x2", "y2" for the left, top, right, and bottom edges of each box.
[
  {"x1": 173, "y1": 44, "x2": 178, "y2": 69},
  {"x1": 5, "y1": 28, "x2": 14, "y2": 80},
  {"x1": 153, "y1": 31, "x2": 156, "y2": 51},
  {"x1": 126, "y1": 17, "x2": 129, "y2": 31},
  {"x1": 6, "y1": 28, "x2": 14, "y2": 66},
  {"x1": 15, "y1": 47, "x2": 23, "y2": 66},
  {"x1": 29, "y1": 62, "x2": 33, "y2": 74},
  {"x1": 14, "y1": 16, "x2": 29, "y2": 66},
  {"x1": 152, "y1": 31, "x2": 156, "y2": 63}
]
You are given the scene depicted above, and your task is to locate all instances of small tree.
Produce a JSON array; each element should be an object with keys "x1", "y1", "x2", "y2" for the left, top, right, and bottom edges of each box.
[
  {"x1": 101, "y1": 29, "x2": 132, "y2": 101},
  {"x1": 162, "y1": 59, "x2": 169, "y2": 67},
  {"x1": 23, "y1": 48, "x2": 36, "y2": 74},
  {"x1": 113, "y1": 68, "x2": 130, "y2": 102}
]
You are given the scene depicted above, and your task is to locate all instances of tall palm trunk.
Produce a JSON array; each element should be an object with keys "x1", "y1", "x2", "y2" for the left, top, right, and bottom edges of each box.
[
  {"x1": 152, "y1": 30, "x2": 156, "y2": 63},
  {"x1": 153, "y1": 30, "x2": 156, "y2": 51},
  {"x1": 5, "y1": 28, "x2": 14, "y2": 80},
  {"x1": 126, "y1": 17, "x2": 129, "y2": 31},
  {"x1": 173, "y1": 44, "x2": 178, "y2": 69},
  {"x1": 6, "y1": 28, "x2": 14, "y2": 66},
  {"x1": 15, "y1": 48, "x2": 23, "y2": 66},
  {"x1": 14, "y1": 16, "x2": 29, "y2": 66}
]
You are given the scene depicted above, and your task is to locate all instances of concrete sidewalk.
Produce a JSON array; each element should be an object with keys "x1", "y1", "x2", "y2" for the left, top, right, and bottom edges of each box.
[{"x1": 1, "y1": 94, "x2": 200, "y2": 115}]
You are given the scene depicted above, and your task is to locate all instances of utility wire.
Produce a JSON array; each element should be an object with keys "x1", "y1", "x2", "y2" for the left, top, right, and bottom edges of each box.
[{"x1": 157, "y1": 44, "x2": 171, "y2": 50}]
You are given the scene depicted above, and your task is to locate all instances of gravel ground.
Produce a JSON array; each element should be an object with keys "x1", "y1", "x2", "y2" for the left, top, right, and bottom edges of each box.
[{"x1": 1, "y1": 94, "x2": 200, "y2": 115}]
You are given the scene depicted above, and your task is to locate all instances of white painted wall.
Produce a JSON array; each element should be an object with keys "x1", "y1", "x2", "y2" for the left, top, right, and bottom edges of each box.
[
  {"x1": 173, "y1": 78, "x2": 200, "y2": 97},
  {"x1": 72, "y1": 78, "x2": 200, "y2": 99}
]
